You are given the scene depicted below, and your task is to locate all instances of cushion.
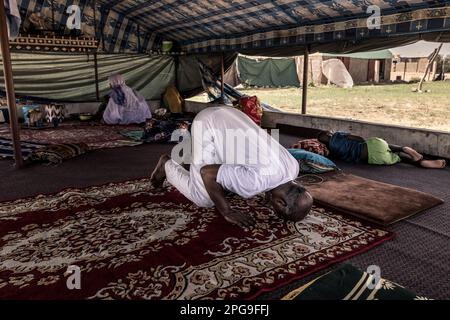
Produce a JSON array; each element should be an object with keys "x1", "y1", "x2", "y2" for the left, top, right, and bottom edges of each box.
[
  {"x1": 282, "y1": 264, "x2": 427, "y2": 300},
  {"x1": 30, "y1": 143, "x2": 89, "y2": 164},
  {"x1": 288, "y1": 149, "x2": 338, "y2": 174}
]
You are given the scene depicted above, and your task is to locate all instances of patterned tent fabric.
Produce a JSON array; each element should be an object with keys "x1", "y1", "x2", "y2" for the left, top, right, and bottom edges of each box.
[{"x1": 14, "y1": 0, "x2": 450, "y2": 54}]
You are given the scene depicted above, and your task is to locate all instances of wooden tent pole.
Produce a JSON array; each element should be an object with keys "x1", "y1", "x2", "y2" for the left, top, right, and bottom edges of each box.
[
  {"x1": 301, "y1": 45, "x2": 309, "y2": 115},
  {"x1": 94, "y1": 52, "x2": 100, "y2": 101},
  {"x1": 0, "y1": 1, "x2": 23, "y2": 168},
  {"x1": 221, "y1": 53, "x2": 225, "y2": 97}
]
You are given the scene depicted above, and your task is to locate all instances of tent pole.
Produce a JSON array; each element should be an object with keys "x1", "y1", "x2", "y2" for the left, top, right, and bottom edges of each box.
[
  {"x1": 221, "y1": 53, "x2": 225, "y2": 97},
  {"x1": 0, "y1": 1, "x2": 23, "y2": 168},
  {"x1": 94, "y1": 52, "x2": 100, "y2": 101},
  {"x1": 301, "y1": 45, "x2": 309, "y2": 115}
]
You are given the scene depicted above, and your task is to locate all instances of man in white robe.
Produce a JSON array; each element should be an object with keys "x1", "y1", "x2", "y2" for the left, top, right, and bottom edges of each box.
[{"x1": 150, "y1": 107, "x2": 313, "y2": 228}]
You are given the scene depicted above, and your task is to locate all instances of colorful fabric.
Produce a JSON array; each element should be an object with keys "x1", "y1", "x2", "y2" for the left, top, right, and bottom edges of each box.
[
  {"x1": 0, "y1": 179, "x2": 393, "y2": 300},
  {"x1": 238, "y1": 96, "x2": 263, "y2": 126},
  {"x1": 283, "y1": 264, "x2": 429, "y2": 300},
  {"x1": 0, "y1": 137, "x2": 45, "y2": 160},
  {"x1": 366, "y1": 137, "x2": 402, "y2": 165},
  {"x1": 44, "y1": 104, "x2": 65, "y2": 124},
  {"x1": 30, "y1": 142, "x2": 89, "y2": 164},
  {"x1": 329, "y1": 132, "x2": 364, "y2": 163},
  {"x1": 288, "y1": 149, "x2": 338, "y2": 174},
  {"x1": 292, "y1": 139, "x2": 330, "y2": 157},
  {"x1": 141, "y1": 119, "x2": 191, "y2": 143},
  {"x1": 0, "y1": 122, "x2": 143, "y2": 150}
]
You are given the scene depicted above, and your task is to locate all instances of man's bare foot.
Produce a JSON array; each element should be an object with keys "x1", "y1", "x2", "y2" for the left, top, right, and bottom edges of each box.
[
  {"x1": 150, "y1": 154, "x2": 171, "y2": 187},
  {"x1": 419, "y1": 159, "x2": 446, "y2": 169},
  {"x1": 402, "y1": 147, "x2": 423, "y2": 162}
]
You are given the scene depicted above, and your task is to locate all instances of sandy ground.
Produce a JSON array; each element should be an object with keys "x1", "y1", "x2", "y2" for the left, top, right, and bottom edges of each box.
[{"x1": 189, "y1": 81, "x2": 450, "y2": 132}]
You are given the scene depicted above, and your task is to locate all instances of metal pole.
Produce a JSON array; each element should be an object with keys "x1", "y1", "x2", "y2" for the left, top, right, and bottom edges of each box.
[
  {"x1": 0, "y1": 1, "x2": 23, "y2": 168},
  {"x1": 301, "y1": 45, "x2": 309, "y2": 115},
  {"x1": 220, "y1": 53, "x2": 225, "y2": 97},
  {"x1": 442, "y1": 56, "x2": 446, "y2": 81},
  {"x1": 94, "y1": 52, "x2": 100, "y2": 101}
]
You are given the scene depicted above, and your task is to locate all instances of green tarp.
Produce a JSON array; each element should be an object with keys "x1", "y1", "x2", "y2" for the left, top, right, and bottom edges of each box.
[
  {"x1": 323, "y1": 49, "x2": 393, "y2": 60},
  {"x1": 238, "y1": 56, "x2": 300, "y2": 88},
  {"x1": 0, "y1": 53, "x2": 175, "y2": 102},
  {"x1": 0, "y1": 52, "x2": 237, "y2": 102}
]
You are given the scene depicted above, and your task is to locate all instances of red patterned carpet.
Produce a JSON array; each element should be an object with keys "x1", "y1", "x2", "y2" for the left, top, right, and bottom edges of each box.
[
  {"x1": 0, "y1": 179, "x2": 393, "y2": 300},
  {"x1": 0, "y1": 123, "x2": 142, "y2": 150}
]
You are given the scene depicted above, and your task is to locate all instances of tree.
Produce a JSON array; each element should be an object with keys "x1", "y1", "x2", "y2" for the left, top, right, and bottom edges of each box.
[{"x1": 416, "y1": 43, "x2": 443, "y2": 92}]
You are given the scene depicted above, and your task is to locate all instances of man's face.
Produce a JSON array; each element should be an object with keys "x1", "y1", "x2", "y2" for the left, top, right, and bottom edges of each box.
[
  {"x1": 270, "y1": 191, "x2": 313, "y2": 222},
  {"x1": 271, "y1": 197, "x2": 288, "y2": 219}
]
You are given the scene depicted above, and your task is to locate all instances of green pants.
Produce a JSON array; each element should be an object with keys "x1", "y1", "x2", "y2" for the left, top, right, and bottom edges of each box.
[{"x1": 366, "y1": 138, "x2": 401, "y2": 165}]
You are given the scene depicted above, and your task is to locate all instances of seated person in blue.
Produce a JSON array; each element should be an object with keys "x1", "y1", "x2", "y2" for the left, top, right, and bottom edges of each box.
[{"x1": 317, "y1": 131, "x2": 446, "y2": 169}]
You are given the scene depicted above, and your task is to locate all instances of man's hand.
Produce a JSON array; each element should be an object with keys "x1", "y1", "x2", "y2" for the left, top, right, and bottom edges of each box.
[
  {"x1": 222, "y1": 210, "x2": 256, "y2": 229},
  {"x1": 200, "y1": 165, "x2": 256, "y2": 229}
]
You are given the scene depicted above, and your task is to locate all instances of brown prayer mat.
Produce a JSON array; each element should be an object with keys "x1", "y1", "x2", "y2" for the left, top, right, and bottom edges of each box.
[{"x1": 298, "y1": 173, "x2": 444, "y2": 225}]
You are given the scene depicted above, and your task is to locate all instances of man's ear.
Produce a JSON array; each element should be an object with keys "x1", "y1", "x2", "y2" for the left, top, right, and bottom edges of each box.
[{"x1": 274, "y1": 198, "x2": 287, "y2": 208}]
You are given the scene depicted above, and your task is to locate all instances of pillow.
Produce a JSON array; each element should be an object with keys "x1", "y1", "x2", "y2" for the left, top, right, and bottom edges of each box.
[
  {"x1": 288, "y1": 149, "x2": 338, "y2": 174},
  {"x1": 291, "y1": 139, "x2": 330, "y2": 157},
  {"x1": 30, "y1": 143, "x2": 89, "y2": 165},
  {"x1": 283, "y1": 264, "x2": 424, "y2": 300}
]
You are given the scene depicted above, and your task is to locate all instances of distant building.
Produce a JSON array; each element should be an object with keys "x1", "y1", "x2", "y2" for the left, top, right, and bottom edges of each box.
[
  {"x1": 292, "y1": 50, "x2": 393, "y2": 86},
  {"x1": 390, "y1": 54, "x2": 437, "y2": 82}
]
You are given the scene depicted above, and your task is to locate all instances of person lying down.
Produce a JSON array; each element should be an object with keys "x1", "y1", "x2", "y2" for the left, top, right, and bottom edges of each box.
[
  {"x1": 150, "y1": 107, "x2": 313, "y2": 228},
  {"x1": 317, "y1": 131, "x2": 446, "y2": 169}
]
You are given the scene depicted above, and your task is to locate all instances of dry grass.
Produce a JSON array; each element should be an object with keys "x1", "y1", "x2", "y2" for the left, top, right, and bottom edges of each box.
[{"x1": 189, "y1": 81, "x2": 450, "y2": 132}]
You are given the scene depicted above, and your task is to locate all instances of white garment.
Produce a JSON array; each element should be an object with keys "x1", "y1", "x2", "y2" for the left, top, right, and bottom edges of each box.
[
  {"x1": 165, "y1": 107, "x2": 299, "y2": 208},
  {"x1": 103, "y1": 85, "x2": 152, "y2": 125},
  {"x1": 4, "y1": 0, "x2": 21, "y2": 39}
]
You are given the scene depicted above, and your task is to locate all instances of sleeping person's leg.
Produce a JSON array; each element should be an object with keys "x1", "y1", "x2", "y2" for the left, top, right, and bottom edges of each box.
[{"x1": 388, "y1": 144, "x2": 446, "y2": 169}]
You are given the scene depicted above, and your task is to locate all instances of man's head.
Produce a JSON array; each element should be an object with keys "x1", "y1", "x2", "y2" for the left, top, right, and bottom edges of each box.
[
  {"x1": 270, "y1": 182, "x2": 313, "y2": 222},
  {"x1": 317, "y1": 130, "x2": 333, "y2": 146},
  {"x1": 108, "y1": 74, "x2": 125, "y2": 89}
]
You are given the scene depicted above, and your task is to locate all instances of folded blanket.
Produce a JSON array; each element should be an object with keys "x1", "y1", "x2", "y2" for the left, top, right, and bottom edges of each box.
[{"x1": 30, "y1": 143, "x2": 89, "y2": 165}]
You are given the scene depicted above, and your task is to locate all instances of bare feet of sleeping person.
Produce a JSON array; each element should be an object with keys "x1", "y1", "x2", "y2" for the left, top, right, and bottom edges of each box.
[
  {"x1": 150, "y1": 154, "x2": 171, "y2": 187},
  {"x1": 419, "y1": 159, "x2": 447, "y2": 169},
  {"x1": 402, "y1": 147, "x2": 446, "y2": 169}
]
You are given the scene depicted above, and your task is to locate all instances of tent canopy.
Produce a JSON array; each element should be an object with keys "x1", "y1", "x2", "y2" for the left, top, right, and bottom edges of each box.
[{"x1": 16, "y1": 1, "x2": 450, "y2": 55}]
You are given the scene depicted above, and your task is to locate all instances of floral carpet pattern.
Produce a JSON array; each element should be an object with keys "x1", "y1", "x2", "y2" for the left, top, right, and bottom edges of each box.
[
  {"x1": 0, "y1": 179, "x2": 393, "y2": 300},
  {"x1": 0, "y1": 123, "x2": 143, "y2": 150}
]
